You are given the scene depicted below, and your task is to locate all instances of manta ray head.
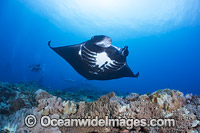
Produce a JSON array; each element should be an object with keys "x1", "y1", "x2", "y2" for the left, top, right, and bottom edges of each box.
[
  {"x1": 90, "y1": 35, "x2": 112, "y2": 48},
  {"x1": 120, "y1": 46, "x2": 129, "y2": 57}
]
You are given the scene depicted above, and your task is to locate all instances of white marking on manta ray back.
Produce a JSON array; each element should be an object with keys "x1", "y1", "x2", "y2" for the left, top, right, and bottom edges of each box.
[
  {"x1": 79, "y1": 44, "x2": 125, "y2": 74},
  {"x1": 79, "y1": 44, "x2": 83, "y2": 56},
  {"x1": 112, "y1": 45, "x2": 121, "y2": 51},
  {"x1": 96, "y1": 38, "x2": 111, "y2": 48},
  {"x1": 96, "y1": 52, "x2": 113, "y2": 67},
  {"x1": 78, "y1": 49, "x2": 81, "y2": 56}
]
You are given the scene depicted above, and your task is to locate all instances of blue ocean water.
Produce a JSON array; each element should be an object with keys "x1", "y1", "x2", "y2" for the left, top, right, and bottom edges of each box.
[{"x1": 0, "y1": 0, "x2": 200, "y2": 94}]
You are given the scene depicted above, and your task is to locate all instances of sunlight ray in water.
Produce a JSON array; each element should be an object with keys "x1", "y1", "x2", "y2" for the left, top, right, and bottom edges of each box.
[{"x1": 22, "y1": 0, "x2": 200, "y2": 37}]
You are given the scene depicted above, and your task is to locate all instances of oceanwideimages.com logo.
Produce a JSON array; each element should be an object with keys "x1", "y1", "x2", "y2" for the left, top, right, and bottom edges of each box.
[{"x1": 25, "y1": 115, "x2": 175, "y2": 129}]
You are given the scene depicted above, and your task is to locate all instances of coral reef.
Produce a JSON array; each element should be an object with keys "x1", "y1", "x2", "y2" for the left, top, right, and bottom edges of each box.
[
  {"x1": 0, "y1": 82, "x2": 200, "y2": 133},
  {"x1": 149, "y1": 89, "x2": 185, "y2": 112},
  {"x1": 48, "y1": 86, "x2": 110, "y2": 102},
  {"x1": 63, "y1": 101, "x2": 77, "y2": 116},
  {"x1": 0, "y1": 82, "x2": 37, "y2": 115},
  {"x1": 125, "y1": 93, "x2": 139, "y2": 102}
]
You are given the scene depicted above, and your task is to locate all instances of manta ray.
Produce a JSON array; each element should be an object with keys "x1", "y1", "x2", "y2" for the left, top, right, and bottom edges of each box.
[{"x1": 48, "y1": 35, "x2": 139, "y2": 80}]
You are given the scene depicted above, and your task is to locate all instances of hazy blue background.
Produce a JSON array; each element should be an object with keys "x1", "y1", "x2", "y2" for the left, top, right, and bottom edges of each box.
[{"x1": 0, "y1": 0, "x2": 200, "y2": 94}]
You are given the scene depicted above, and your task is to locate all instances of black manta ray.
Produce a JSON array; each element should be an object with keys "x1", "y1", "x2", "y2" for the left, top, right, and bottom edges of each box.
[{"x1": 48, "y1": 35, "x2": 139, "y2": 80}]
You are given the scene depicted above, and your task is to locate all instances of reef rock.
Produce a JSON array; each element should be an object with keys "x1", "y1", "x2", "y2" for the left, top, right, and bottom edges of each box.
[
  {"x1": 149, "y1": 89, "x2": 185, "y2": 112},
  {"x1": 0, "y1": 82, "x2": 37, "y2": 115},
  {"x1": 35, "y1": 89, "x2": 52, "y2": 101},
  {"x1": 125, "y1": 93, "x2": 139, "y2": 101}
]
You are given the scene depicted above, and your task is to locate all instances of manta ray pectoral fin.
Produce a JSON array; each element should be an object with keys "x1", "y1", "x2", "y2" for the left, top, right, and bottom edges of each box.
[
  {"x1": 48, "y1": 41, "x2": 52, "y2": 48},
  {"x1": 48, "y1": 41, "x2": 81, "y2": 67},
  {"x1": 133, "y1": 72, "x2": 139, "y2": 78}
]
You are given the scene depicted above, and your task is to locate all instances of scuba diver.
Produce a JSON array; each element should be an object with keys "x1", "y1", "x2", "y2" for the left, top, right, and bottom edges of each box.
[{"x1": 29, "y1": 64, "x2": 42, "y2": 72}]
